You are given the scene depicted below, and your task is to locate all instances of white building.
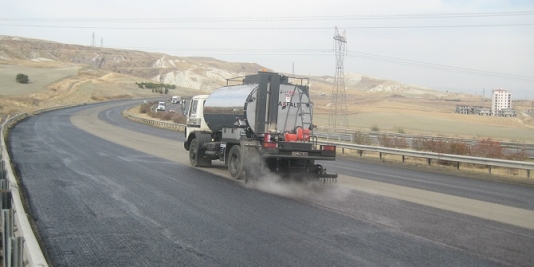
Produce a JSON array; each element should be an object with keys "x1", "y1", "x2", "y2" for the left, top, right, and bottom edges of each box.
[{"x1": 491, "y1": 89, "x2": 512, "y2": 116}]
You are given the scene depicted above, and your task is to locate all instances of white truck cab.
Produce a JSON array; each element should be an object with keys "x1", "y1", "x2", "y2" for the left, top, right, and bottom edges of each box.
[{"x1": 185, "y1": 95, "x2": 210, "y2": 138}]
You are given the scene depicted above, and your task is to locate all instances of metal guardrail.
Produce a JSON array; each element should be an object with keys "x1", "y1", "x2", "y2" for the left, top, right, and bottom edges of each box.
[
  {"x1": 323, "y1": 141, "x2": 533, "y2": 178},
  {"x1": 314, "y1": 132, "x2": 354, "y2": 143},
  {"x1": 123, "y1": 110, "x2": 534, "y2": 178},
  {"x1": 33, "y1": 104, "x2": 83, "y2": 115},
  {"x1": 122, "y1": 112, "x2": 186, "y2": 132},
  {"x1": 121, "y1": 112, "x2": 534, "y2": 179},
  {"x1": 314, "y1": 131, "x2": 534, "y2": 159},
  {"x1": 1, "y1": 113, "x2": 49, "y2": 267}
]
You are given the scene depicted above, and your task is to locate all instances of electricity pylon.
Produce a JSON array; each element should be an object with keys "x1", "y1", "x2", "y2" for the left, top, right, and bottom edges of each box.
[{"x1": 328, "y1": 27, "x2": 348, "y2": 129}]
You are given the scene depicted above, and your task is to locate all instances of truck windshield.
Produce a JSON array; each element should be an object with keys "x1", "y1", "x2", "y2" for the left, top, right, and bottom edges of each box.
[{"x1": 190, "y1": 100, "x2": 198, "y2": 117}]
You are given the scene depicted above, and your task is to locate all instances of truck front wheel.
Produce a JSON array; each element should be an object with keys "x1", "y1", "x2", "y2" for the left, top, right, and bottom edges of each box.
[
  {"x1": 228, "y1": 145, "x2": 245, "y2": 180},
  {"x1": 189, "y1": 139, "x2": 211, "y2": 167},
  {"x1": 189, "y1": 139, "x2": 201, "y2": 166}
]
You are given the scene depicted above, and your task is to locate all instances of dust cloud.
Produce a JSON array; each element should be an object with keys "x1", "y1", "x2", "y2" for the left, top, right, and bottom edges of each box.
[
  {"x1": 244, "y1": 172, "x2": 351, "y2": 203},
  {"x1": 242, "y1": 151, "x2": 351, "y2": 202}
]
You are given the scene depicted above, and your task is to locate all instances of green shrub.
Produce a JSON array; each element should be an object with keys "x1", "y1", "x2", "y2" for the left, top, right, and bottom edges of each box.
[
  {"x1": 470, "y1": 138, "x2": 503, "y2": 158},
  {"x1": 136, "y1": 82, "x2": 175, "y2": 90},
  {"x1": 378, "y1": 135, "x2": 408, "y2": 148},
  {"x1": 505, "y1": 150, "x2": 529, "y2": 161},
  {"x1": 139, "y1": 102, "x2": 156, "y2": 114},
  {"x1": 449, "y1": 142, "x2": 470, "y2": 155},
  {"x1": 171, "y1": 113, "x2": 187, "y2": 124},
  {"x1": 352, "y1": 131, "x2": 372, "y2": 145},
  {"x1": 16, "y1": 73, "x2": 29, "y2": 84}
]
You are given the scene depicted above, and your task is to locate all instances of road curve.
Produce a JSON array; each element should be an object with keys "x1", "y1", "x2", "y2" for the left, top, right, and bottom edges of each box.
[{"x1": 8, "y1": 100, "x2": 534, "y2": 266}]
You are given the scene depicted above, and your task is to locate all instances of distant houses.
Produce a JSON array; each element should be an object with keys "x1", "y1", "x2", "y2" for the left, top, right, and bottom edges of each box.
[
  {"x1": 495, "y1": 108, "x2": 517, "y2": 117},
  {"x1": 455, "y1": 105, "x2": 481, "y2": 114},
  {"x1": 455, "y1": 89, "x2": 516, "y2": 117},
  {"x1": 455, "y1": 105, "x2": 495, "y2": 116}
]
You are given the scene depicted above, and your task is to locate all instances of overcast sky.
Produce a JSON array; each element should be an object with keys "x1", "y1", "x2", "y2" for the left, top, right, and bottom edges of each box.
[{"x1": 2, "y1": 0, "x2": 533, "y2": 99}]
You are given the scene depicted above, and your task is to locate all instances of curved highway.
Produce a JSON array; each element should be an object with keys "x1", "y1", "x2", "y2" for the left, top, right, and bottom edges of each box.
[{"x1": 8, "y1": 100, "x2": 534, "y2": 266}]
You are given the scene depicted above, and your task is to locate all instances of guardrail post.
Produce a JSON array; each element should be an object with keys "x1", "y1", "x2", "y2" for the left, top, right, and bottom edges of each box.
[
  {"x1": 402, "y1": 155, "x2": 405, "y2": 162},
  {"x1": 457, "y1": 162, "x2": 460, "y2": 170},
  {"x1": 3, "y1": 209, "x2": 14, "y2": 267},
  {"x1": 527, "y1": 170, "x2": 530, "y2": 179},
  {"x1": 488, "y1": 166, "x2": 492, "y2": 175},
  {"x1": 379, "y1": 152, "x2": 382, "y2": 159},
  {"x1": 11, "y1": 236, "x2": 23, "y2": 267},
  {"x1": 0, "y1": 160, "x2": 4, "y2": 179},
  {"x1": 342, "y1": 148, "x2": 345, "y2": 154},
  {"x1": 427, "y1": 158, "x2": 431, "y2": 166},
  {"x1": 358, "y1": 150, "x2": 363, "y2": 157},
  {"x1": 1, "y1": 190, "x2": 12, "y2": 209}
]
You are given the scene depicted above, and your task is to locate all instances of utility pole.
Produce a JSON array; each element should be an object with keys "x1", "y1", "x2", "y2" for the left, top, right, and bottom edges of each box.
[{"x1": 328, "y1": 27, "x2": 348, "y2": 129}]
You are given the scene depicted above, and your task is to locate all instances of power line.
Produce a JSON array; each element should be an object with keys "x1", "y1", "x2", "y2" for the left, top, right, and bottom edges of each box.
[
  {"x1": 1, "y1": 23, "x2": 532, "y2": 30},
  {"x1": 346, "y1": 51, "x2": 534, "y2": 82},
  {"x1": 2, "y1": 11, "x2": 534, "y2": 22},
  {"x1": 18, "y1": 47, "x2": 330, "y2": 55}
]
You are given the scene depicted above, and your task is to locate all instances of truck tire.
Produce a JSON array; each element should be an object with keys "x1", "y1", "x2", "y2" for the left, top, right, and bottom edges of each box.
[
  {"x1": 228, "y1": 145, "x2": 245, "y2": 180},
  {"x1": 189, "y1": 139, "x2": 211, "y2": 167}
]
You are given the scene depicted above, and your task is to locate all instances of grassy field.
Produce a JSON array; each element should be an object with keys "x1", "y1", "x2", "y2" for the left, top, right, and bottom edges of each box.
[
  {"x1": 314, "y1": 110, "x2": 534, "y2": 142},
  {"x1": 0, "y1": 63, "x2": 163, "y2": 114},
  {"x1": 0, "y1": 64, "x2": 80, "y2": 95},
  {"x1": 312, "y1": 93, "x2": 534, "y2": 143}
]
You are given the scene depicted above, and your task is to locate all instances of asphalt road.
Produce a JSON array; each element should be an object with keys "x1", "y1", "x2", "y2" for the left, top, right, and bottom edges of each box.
[{"x1": 8, "y1": 100, "x2": 534, "y2": 266}]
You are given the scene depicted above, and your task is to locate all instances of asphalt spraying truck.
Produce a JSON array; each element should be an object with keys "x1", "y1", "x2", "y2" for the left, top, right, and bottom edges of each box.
[{"x1": 183, "y1": 71, "x2": 338, "y2": 182}]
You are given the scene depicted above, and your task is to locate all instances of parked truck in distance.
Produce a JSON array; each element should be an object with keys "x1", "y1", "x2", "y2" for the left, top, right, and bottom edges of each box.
[{"x1": 183, "y1": 71, "x2": 338, "y2": 182}]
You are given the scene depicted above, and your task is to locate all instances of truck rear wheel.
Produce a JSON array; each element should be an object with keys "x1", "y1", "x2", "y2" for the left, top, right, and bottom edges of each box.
[{"x1": 228, "y1": 145, "x2": 245, "y2": 180}]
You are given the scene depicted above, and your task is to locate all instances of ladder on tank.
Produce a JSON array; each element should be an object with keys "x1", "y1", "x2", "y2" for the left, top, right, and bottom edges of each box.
[{"x1": 281, "y1": 85, "x2": 313, "y2": 137}]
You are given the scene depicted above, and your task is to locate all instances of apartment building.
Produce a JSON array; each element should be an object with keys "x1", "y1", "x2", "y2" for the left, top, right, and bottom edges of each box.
[{"x1": 492, "y1": 89, "x2": 512, "y2": 116}]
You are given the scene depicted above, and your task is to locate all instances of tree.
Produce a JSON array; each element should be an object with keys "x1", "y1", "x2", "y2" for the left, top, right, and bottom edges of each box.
[{"x1": 16, "y1": 73, "x2": 29, "y2": 84}]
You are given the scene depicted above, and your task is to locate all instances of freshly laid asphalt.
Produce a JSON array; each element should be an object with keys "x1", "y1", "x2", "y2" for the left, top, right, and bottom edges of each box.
[{"x1": 8, "y1": 100, "x2": 534, "y2": 266}]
